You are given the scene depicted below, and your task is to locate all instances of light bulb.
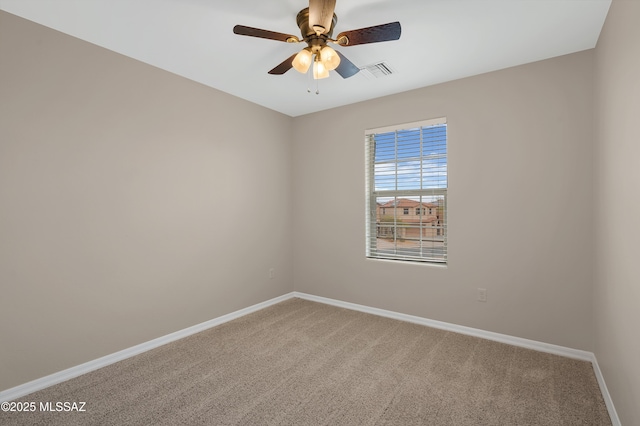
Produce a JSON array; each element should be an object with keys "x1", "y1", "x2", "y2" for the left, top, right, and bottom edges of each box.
[
  {"x1": 320, "y1": 46, "x2": 340, "y2": 71},
  {"x1": 292, "y1": 48, "x2": 312, "y2": 73},
  {"x1": 313, "y1": 58, "x2": 329, "y2": 79}
]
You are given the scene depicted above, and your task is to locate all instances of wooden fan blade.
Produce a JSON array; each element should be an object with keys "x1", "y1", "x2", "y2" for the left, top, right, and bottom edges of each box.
[
  {"x1": 309, "y1": 0, "x2": 336, "y2": 34},
  {"x1": 334, "y1": 51, "x2": 360, "y2": 79},
  {"x1": 268, "y1": 53, "x2": 298, "y2": 75},
  {"x1": 233, "y1": 25, "x2": 299, "y2": 43},
  {"x1": 336, "y1": 22, "x2": 401, "y2": 46}
]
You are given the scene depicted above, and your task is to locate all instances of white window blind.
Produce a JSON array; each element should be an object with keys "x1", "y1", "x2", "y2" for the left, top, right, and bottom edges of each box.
[{"x1": 365, "y1": 117, "x2": 447, "y2": 264}]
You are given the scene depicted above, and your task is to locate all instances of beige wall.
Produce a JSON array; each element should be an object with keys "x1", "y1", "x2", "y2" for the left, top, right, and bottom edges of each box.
[
  {"x1": 0, "y1": 11, "x2": 293, "y2": 391},
  {"x1": 293, "y1": 51, "x2": 595, "y2": 351},
  {"x1": 594, "y1": 0, "x2": 640, "y2": 424}
]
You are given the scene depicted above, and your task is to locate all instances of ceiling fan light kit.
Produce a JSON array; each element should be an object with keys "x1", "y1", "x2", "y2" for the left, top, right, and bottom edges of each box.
[{"x1": 233, "y1": 0, "x2": 401, "y2": 82}]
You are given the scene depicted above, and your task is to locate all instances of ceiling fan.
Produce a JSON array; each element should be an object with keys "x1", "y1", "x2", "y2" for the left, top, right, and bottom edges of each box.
[{"x1": 233, "y1": 0, "x2": 401, "y2": 80}]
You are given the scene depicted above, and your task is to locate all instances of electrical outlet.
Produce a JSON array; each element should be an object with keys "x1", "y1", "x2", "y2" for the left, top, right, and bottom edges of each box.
[
  {"x1": 477, "y1": 288, "x2": 487, "y2": 302},
  {"x1": 269, "y1": 268, "x2": 275, "y2": 279}
]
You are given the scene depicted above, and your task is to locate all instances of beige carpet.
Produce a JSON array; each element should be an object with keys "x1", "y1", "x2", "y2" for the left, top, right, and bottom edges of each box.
[{"x1": 1, "y1": 298, "x2": 611, "y2": 425}]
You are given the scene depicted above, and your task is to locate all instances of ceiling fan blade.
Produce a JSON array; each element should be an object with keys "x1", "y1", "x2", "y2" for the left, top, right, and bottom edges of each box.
[
  {"x1": 309, "y1": 0, "x2": 336, "y2": 34},
  {"x1": 268, "y1": 53, "x2": 298, "y2": 75},
  {"x1": 334, "y1": 51, "x2": 360, "y2": 79},
  {"x1": 336, "y1": 22, "x2": 401, "y2": 46},
  {"x1": 233, "y1": 25, "x2": 300, "y2": 43}
]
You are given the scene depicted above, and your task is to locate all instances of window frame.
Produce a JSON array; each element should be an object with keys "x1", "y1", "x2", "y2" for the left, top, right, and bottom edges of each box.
[{"x1": 365, "y1": 117, "x2": 448, "y2": 265}]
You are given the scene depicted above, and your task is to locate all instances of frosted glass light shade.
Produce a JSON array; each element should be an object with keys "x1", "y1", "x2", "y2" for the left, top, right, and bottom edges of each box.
[
  {"x1": 313, "y1": 59, "x2": 329, "y2": 79},
  {"x1": 320, "y1": 46, "x2": 340, "y2": 71},
  {"x1": 292, "y1": 48, "x2": 312, "y2": 73}
]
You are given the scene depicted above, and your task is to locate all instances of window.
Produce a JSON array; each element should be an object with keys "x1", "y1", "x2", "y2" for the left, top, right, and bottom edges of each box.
[{"x1": 365, "y1": 117, "x2": 447, "y2": 264}]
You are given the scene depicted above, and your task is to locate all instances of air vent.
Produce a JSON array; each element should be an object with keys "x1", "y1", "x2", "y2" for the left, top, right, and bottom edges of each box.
[{"x1": 359, "y1": 61, "x2": 396, "y2": 80}]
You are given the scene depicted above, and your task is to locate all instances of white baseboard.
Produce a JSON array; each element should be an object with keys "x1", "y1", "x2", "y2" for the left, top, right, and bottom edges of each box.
[
  {"x1": 293, "y1": 292, "x2": 593, "y2": 360},
  {"x1": 0, "y1": 291, "x2": 620, "y2": 425},
  {"x1": 590, "y1": 354, "x2": 622, "y2": 426},
  {"x1": 0, "y1": 292, "x2": 294, "y2": 403},
  {"x1": 293, "y1": 291, "x2": 621, "y2": 426}
]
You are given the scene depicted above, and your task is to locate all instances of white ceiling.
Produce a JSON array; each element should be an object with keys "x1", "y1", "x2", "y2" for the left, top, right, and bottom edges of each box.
[{"x1": 1, "y1": 0, "x2": 611, "y2": 117}]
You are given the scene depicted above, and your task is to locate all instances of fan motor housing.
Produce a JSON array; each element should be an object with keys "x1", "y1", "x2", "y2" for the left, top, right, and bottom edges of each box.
[{"x1": 296, "y1": 7, "x2": 337, "y2": 39}]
